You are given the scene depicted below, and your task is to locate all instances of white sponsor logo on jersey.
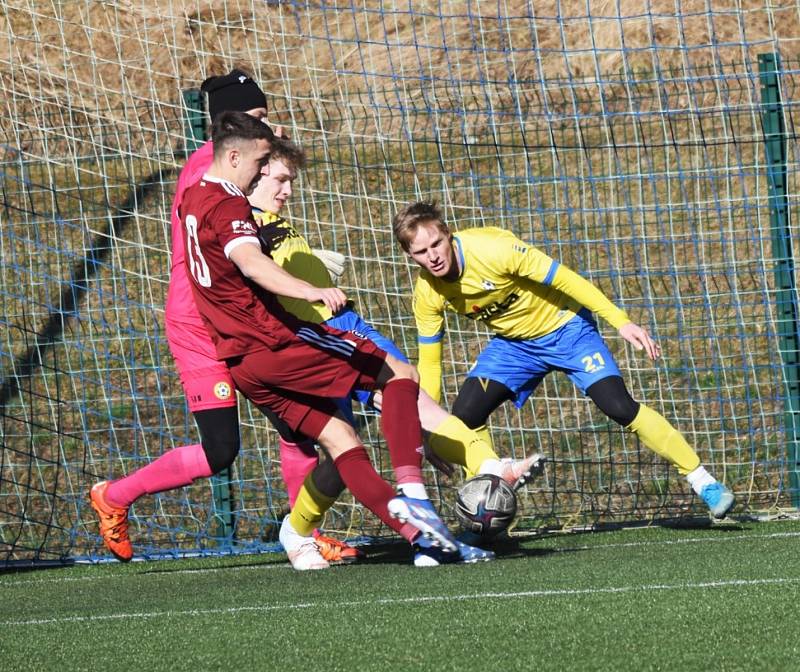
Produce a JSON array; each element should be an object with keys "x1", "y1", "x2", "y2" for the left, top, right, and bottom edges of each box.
[{"x1": 231, "y1": 219, "x2": 257, "y2": 234}]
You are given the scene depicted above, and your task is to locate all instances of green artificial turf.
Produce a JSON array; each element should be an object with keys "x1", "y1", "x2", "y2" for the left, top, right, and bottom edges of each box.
[{"x1": 2, "y1": 520, "x2": 799, "y2": 671}]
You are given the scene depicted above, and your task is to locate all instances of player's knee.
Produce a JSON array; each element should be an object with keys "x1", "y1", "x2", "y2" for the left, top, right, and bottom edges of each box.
[
  {"x1": 386, "y1": 356, "x2": 419, "y2": 383},
  {"x1": 194, "y1": 407, "x2": 241, "y2": 474},
  {"x1": 452, "y1": 377, "x2": 507, "y2": 429},
  {"x1": 452, "y1": 394, "x2": 489, "y2": 429},
  {"x1": 603, "y1": 397, "x2": 640, "y2": 427},
  {"x1": 317, "y1": 415, "x2": 360, "y2": 460},
  {"x1": 451, "y1": 399, "x2": 487, "y2": 429},
  {"x1": 311, "y1": 458, "x2": 346, "y2": 499},
  {"x1": 587, "y1": 377, "x2": 640, "y2": 426},
  {"x1": 202, "y1": 431, "x2": 240, "y2": 473}
]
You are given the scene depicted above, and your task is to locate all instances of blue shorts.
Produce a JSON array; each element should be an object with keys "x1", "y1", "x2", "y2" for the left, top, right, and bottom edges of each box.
[
  {"x1": 325, "y1": 306, "x2": 408, "y2": 409},
  {"x1": 468, "y1": 309, "x2": 622, "y2": 407}
]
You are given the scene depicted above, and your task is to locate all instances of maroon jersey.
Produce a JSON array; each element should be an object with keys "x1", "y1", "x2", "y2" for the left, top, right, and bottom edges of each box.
[{"x1": 180, "y1": 174, "x2": 299, "y2": 359}]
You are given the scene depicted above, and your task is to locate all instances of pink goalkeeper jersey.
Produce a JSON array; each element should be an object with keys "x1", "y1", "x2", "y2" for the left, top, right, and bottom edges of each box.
[{"x1": 165, "y1": 141, "x2": 214, "y2": 331}]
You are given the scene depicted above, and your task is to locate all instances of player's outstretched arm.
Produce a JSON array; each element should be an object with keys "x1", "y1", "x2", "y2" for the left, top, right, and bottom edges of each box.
[
  {"x1": 538, "y1": 260, "x2": 661, "y2": 360},
  {"x1": 618, "y1": 322, "x2": 661, "y2": 361},
  {"x1": 229, "y1": 242, "x2": 347, "y2": 313},
  {"x1": 548, "y1": 264, "x2": 630, "y2": 330},
  {"x1": 417, "y1": 339, "x2": 444, "y2": 403}
]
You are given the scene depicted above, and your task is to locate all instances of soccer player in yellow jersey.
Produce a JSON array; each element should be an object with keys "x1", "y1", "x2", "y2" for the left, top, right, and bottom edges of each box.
[
  {"x1": 249, "y1": 138, "x2": 544, "y2": 568},
  {"x1": 393, "y1": 201, "x2": 735, "y2": 520}
]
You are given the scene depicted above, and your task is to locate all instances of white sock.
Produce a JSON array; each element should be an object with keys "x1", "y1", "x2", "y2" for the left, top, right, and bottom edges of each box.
[
  {"x1": 279, "y1": 515, "x2": 307, "y2": 552},
  {"x1": 397, "y1": 482, "x2": 428, "y2": 499},
  {"x1": 686, "y1": 466, "x2": 716, "y2": 496},
  {"x1": 477, "y1": 458, "x2": 504, "y2": 477}
]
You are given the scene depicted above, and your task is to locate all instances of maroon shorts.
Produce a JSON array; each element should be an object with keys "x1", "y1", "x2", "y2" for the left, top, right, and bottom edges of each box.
[{"x1": 228, "y1": 322, "x2": 387, "y2": 439}]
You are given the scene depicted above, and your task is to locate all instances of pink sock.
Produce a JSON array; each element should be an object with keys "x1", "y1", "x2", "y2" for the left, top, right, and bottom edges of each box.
[
  {"x1": 105, "y1": 444, "x2": 213, "y2": 508},
  {"x1": 381, "y1": 378, "x2": 424, "y2": 486},
  {"x1": 279, "y1": 438, "x2": 319, "y2": 507}
]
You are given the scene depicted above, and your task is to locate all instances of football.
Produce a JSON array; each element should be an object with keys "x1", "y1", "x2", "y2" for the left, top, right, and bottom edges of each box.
[{"x1": 455, "y1": 474, "x2": 518, "y2": 539}]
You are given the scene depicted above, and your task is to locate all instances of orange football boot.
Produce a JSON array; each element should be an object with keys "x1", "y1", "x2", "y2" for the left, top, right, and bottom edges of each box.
[
  {"x1": 90, "y1": 481, "x2": 133, "y2": 562},
  {"x1": 312, "y1": 529, "x2": 364, "y2": 564}
]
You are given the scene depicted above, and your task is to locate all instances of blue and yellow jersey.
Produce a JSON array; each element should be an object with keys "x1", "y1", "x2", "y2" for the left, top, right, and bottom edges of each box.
[
  {"x1": 413, "y1": 227, "x2": 630, "y2": 401},
  {"x1": 252, "y1": 209, "x2": 333, "y2": 324}
]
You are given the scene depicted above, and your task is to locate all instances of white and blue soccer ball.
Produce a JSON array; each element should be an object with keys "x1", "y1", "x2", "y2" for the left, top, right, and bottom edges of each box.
[{"x1": 455, "y1": 474, "x2": 518, "y2": 539}]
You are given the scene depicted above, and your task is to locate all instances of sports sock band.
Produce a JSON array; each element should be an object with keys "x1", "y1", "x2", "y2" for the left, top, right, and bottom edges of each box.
[{"x1": 106, "y1": 443, "x2": 213, "y2": 508}]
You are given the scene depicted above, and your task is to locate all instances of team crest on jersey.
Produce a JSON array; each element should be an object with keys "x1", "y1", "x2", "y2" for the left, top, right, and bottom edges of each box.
[
  {"x1": 213, "y1": 382, "x2": 232, "y2": 400},
  {"x1": 481, "y1": 279, "x2": 496, "y2": 290},
  {"x1": 231, "y1": 219, "x2": 257, "y2": 234}
]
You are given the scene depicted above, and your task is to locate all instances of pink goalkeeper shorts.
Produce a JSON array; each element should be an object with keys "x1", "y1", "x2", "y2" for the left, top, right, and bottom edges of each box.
[{"x1": 166, "y1": 318, "x2": 236, "y2": 412}]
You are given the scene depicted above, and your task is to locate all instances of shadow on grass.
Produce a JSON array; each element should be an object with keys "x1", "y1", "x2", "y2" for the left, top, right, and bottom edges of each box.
[
  {"x1": 135, "y1": 553, "x2": 289, "y2": 576},
  {"x1": 169, "y1": 518, "x2": 757, "y2": 571},
  {"x1": 341, "y1": 535, "x2": 563, "y2": 566}
]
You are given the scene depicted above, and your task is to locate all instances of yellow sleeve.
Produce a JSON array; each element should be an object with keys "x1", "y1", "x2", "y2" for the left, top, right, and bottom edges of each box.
[
  {"x1": 502, "y1": 231, "x2": 555, "y2": 282},
  {"x1": 417, "y1": 340, "x2": 443, "y2": 403},
  {"x1": 549, "y1": 264, "x2": 631, "y2": 330},
  {"x1": 253, "y1": 210, "x2": 333, "y2": 323},
  {"x1": 412, "y1": 276, "x2": 445, "y2": 403},
  {"x1": 487, "y1": 229, "x2": 630, "y2": 331}
]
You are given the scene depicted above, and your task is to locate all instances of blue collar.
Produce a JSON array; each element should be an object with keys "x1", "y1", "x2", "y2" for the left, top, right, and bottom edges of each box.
[{"x1": 453, "y1": 235, "x2": 465, "y2": 280}]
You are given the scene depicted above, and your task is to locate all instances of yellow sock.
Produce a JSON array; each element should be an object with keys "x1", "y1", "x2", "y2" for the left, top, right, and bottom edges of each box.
[
  {"x1": 289, "y1": 473, "x2": 336, "y2": 537},
  {"x1": 627, "y1": 404, "x2": 701, "y2": 476},
  {"x1": 428, "y1": 415, "x2": 498, "y2": 479},
  {"x1": 474, "y1": 424, "x2": 494, "y2": 451}
]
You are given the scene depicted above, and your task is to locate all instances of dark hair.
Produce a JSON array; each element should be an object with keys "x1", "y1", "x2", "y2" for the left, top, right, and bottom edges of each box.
[
  {"x1": 211, "y1": 110, "x2": 274, "y2": 159},
  {"x1": 392, "y1": 201, "x2": 449, "y2": 251},
  {"x1": 268, "y1": 136, "x2": 306, "y2": 173}
]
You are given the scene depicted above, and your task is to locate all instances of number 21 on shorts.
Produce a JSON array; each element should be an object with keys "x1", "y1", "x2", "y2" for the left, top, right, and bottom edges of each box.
[{"x1": 582, "y1": 352, "x2": 606, "y2": 373}]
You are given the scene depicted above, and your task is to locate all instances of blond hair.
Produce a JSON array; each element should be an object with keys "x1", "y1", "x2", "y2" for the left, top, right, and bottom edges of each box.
[{"x1": 392, "y1": 201, "x2": 450, "y2": 251}]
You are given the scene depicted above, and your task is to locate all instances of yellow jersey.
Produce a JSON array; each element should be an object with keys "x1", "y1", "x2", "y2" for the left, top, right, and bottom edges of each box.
[
  {"x1": 252, "y1": 209, "x2": 333, "y2": 324},
  {"x1": 413, "y1": 227, "x2": 630, "y2": 401}
]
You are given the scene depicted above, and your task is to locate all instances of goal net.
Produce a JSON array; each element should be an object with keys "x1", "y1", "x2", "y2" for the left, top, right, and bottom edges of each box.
[{"x1": 1, "y1": 0, "x2": 798, "y2": 564}]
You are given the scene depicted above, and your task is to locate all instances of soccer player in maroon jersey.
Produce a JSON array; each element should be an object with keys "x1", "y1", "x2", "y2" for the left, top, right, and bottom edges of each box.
[
  {"x1": 88, "y1": 71, "x2": 272, "y2": 563},
  {"x1": 180, "y1": 110, "x2": 469, "y2": 564}
]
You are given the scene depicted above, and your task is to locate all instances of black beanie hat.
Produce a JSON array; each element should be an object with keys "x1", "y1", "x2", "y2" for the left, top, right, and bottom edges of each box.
[{"x1": 200, "y1": 69, "x2": 267, "y2": 122}]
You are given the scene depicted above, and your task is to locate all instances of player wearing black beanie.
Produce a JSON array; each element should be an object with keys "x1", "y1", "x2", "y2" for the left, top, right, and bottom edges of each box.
[{"x1": 201, "y1": 69, "x2": 268, "y2": 122}]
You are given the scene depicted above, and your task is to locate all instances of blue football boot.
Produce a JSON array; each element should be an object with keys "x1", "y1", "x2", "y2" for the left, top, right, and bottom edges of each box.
[
  {"x1": 700, "y1": 482, "x2": 735, "y2": 519},
  {"x1": 388, "y1": 496, "x2": 458, "y2": 552},
  {"x1": 414, "y1": 536, "x2": 495, "y2": 567}
]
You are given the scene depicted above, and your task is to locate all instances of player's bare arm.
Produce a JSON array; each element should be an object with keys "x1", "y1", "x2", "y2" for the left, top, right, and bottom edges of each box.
[{"x1": 229, "y1": 241, "x2": 347, "y2": 313}]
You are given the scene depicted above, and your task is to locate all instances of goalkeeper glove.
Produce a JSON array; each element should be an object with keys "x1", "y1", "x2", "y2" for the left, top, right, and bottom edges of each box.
[{"x1": 312, "y1": 248, "x2": 347, "y2": 283}]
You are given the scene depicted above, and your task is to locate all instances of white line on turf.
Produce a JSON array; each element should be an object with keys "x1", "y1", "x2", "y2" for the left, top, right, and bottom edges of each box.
[
  {"x1": 555, "y1": 530, "x2": 800, "y2": 553},
  {"x1": 3, "y1": 576, "x2": 799, "y2": 627},
  {"x1": 0, "y1": 561, "x2": 285, "y2": 586}
]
